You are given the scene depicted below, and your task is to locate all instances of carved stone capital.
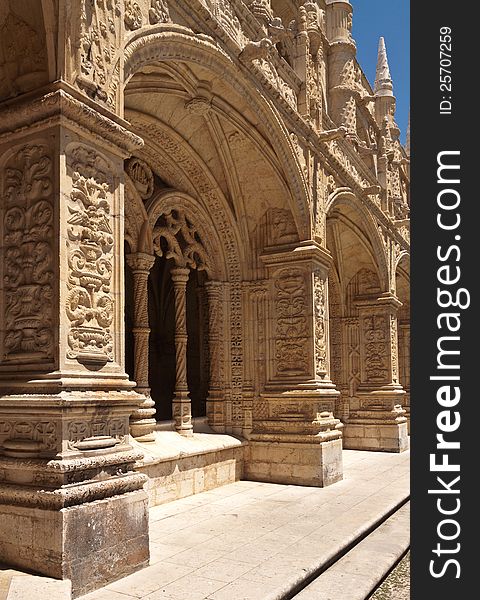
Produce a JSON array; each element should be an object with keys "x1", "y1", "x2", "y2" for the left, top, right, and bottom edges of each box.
[{"x1": 126, "y1": 252, "x2": 156, "y2": 274}]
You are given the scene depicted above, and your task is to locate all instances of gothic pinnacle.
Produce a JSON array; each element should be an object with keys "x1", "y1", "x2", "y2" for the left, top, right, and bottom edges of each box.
[{"x1": 374, "y1": 37, "x2": 393, "y2": 97}]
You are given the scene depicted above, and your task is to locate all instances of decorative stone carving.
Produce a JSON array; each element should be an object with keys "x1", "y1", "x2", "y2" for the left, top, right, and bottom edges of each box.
[
  {"x1": 274, "y1": 269, "x2": 309, "y2": 377},
  {"x1": 1, "y1": 144, "x2": 54, "y2": 362},
  {"x1": 153, "y1": 208, "x2": 209, "y2": 271},
  {"x1": 76, "y1": 0, "x2": 121, "y2": 108},
  {"x1": 362, "y1": 315, "x2": 389, "y2": 383},
  {"x1": 149, "y1": 0, "x2": 170, "y2": 25},
  {"x1": 124, "y1": 0, "x2": 143, "y2": 30},
  {"x1": 313, "y1": 272, "x2": 327, "y2": 376},
  {"x1": 126, "y1": 157, "x2": 154, "y2": 200},
  {"x1": 66, "y1": 147, "x2": 114, "y2": 364}
]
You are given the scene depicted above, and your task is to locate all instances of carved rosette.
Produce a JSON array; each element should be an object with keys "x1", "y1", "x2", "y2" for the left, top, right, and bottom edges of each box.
[
  {"x1": 273, "y1": 269, "x2": 309, "y2": 377},
  {"x1": 66, "y1": 149, "x2": 114, "y2": 365},
  {"x1": 1, "y1": 144, "x2": 54, "y2": 362}
]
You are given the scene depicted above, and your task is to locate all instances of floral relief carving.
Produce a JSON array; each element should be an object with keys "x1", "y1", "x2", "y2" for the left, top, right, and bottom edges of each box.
[
  {"x1": 274, "y1": 269, "x2": 309, "y2": 376},
  {"x1": 1, "y1": 144, "x2": 54, "y2": 362},
  {"x1": 313, "y1": 272, "x2": 327, "y2": 376},
  {"x1": 66, "y1": 147, "x2": 114, "y2": 364}
]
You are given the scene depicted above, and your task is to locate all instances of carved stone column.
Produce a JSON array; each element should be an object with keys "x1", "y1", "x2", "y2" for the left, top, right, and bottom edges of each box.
[
  {"x1": 171, "y1": 267, "x2": 193, "y2": 436},
  {"x1": 245, "y1": 242, "x2": 343, "y2": 488},
  {"x1": 0, "y1": 89, "x2": 149, "y2": 597},
  {"x1": 205, "y1": 280, "x2": 225, "y2": 432},
  {"x1": 344, "y1": 292, "x2": 408, "y2": 452},
  {"x1": 126, "y1": 252, "x2": 156, "y2": 441}
]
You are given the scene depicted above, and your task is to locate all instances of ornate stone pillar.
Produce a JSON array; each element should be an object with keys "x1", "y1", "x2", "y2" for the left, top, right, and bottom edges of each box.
[
  {"x1": 205, "y1": 280, "x2": 225, "y2": 432},
  {"x1": 0, "y1": 89, "x2": 149, "y2": 597},
  {"x1": 126, "y1": 252, "x2": 156, "y2": 441},
  {"x1": 246, "y1": 242, "x2": 343, "y2": 487},
  {"x1": 344, "y1": 292, "x2": 408, "y2": 452},
  {"x1": 171, "y1": 267, "x2": 193, "y2": 436}
]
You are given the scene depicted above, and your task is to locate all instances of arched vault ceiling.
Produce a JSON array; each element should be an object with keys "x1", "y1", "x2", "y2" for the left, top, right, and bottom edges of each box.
[
  {"x1": 122, "y1": 33, "x2": 310, "y2": 239},
  {"x1": 125, "y1": 65, "x2": 297, "y2": 241},
  {"x1": 327, "y1": 213, "x2": 382, "y2": 292}
]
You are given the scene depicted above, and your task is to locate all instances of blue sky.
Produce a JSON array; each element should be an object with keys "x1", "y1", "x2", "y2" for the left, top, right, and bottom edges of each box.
[{"x1": 351, "y1": 0, "x2": 410, "y2": 144}]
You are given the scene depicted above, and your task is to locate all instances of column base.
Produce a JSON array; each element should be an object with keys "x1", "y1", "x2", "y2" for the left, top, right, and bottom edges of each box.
[
  {"x1": 246, "y1": 390, "x2": 344, "y2": 487},
  {"x1": 245, "y1": 437, "x2": 343, "y2": 487},
  {"x1": 343, "y1": 390, "x2": 408, "y2": 452},
  {"x1": 343, "y1": 421, "x2": 408, "y2": 452},
  {"x1": 0, "y1": 489, "x2": 149, "y2": 598},
  {"x1": 130, "y1": 393, "x2": 157, "y2": 442}
]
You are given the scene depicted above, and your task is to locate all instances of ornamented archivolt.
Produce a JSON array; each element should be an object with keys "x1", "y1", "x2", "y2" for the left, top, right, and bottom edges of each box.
[
  {"x1": 1, "y1": 144, "x2": 54, "y2": 362},
  {"x1": 66, "y1": 146, "x2": 114, "y2": 364},
  {"x1": 274, "y1": 269, "x2": 309, "y2": 376}
]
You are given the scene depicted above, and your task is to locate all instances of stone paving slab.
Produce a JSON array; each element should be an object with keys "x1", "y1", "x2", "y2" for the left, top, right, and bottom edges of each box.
[
  {"x1": 78, "y1": 448, "x2": 409, "y2": 600},
  {"x1": 0, "y1": 566, "x2": 71, "y2": 600}
]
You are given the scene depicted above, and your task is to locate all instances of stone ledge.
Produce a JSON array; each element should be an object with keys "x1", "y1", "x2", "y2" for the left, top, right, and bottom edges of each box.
[
  {"x1": 132, "y1": 425, "x2": 247, "y2": 506},
  {"x1": 292, "y1": 502, "x2": 410, "y2": 600}
]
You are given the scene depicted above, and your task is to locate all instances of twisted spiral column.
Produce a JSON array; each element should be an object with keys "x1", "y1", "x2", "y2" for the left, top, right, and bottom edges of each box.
[
  {"x1": 126, "y1": 252, "x2": 156, "y2": 442},
  {"x1": 171, "y1": 267, "x2": 193, "y2": 436}
]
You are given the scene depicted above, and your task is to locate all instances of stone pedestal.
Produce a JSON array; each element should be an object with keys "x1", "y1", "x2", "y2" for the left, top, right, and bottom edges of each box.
[
  {"x1": 343, "y1": 293, "x2": 408, "y2": 452},
  {"x1": 0, "y1": 88, "x2": 149, "y2": 597},
  {"x1": 247, "y1": 243, "x2": 343, "y2": 487}
]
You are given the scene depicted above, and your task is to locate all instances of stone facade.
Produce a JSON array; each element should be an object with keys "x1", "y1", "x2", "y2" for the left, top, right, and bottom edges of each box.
[{"x1": 0, "y1": 0, "x2": 409, "y2": 596}]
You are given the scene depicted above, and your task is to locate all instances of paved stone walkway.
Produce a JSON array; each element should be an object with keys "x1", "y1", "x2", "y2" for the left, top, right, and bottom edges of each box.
[{"x1": 80, "y1": 449, "x2": 409, "y2": 600}]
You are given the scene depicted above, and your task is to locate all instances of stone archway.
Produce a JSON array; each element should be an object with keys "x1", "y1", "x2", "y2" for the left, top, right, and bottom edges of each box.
[
  {"x1": 327, "y1": 194, "x2": 408, "y2": 452},
  {"x1": 125, "y1": 185, "x2": 231, "y2": 438}
]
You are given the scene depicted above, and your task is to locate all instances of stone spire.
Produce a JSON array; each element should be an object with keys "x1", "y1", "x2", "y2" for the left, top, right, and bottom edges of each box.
[{"x1": 374, "y1": 37, "x2": 393, "y2": 97}]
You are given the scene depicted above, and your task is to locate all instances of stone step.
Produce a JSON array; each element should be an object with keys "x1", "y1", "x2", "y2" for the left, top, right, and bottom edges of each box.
[{"x1": 289, "y1": 502, "x2": 410, "y2": 600}]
